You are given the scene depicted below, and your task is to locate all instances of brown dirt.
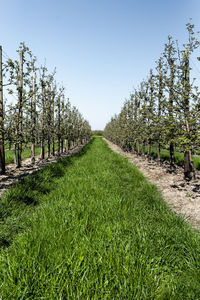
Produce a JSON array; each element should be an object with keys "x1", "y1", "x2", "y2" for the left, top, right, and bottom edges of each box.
[
  {"x1": 0, "y1": 145, "x2": 85, "y2": 198},
  {"x1": 105, "y1": 138, "x2": 200, "y2": 230}
]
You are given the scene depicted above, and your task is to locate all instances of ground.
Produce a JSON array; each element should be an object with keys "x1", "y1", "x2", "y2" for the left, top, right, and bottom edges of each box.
[
  {"x1": 105, "y1": 138, "x2": 200, "y2": 230},
  {"x1": 1, "y1": 139, "x2": 200, "y2": 230},
  {"x1": 0, "y1": 144, "x2": 84, "y2": 198}
]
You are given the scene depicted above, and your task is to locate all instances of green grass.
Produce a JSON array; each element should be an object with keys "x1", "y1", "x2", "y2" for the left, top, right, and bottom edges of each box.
[
  {"x1": 139, "y1": 145, "x2": 200, "y2": 170},
  {"x1": 5, "y1": 146, "x2": 40, "y2": 164},
  {"x1": 5, "y1": 143, "x2": 59, "y2": 165},
  {"x1": 4, "y1": 142, "x2": 31, "y2": 151},
  {"x1": 1, "y1": 137, "x2": 200, "y2": 299}
]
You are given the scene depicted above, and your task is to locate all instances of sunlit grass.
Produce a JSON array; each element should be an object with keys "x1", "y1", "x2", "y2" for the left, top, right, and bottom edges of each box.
[
  {"x1": 0, "y1": 137, "x2": 200, "y2": 299},
  {"x1": 138, "y1": 145, "x2": 200, "y2": 170},
  {"x1": 5, "y1": 143, "x2": 59, "y2": 165}
]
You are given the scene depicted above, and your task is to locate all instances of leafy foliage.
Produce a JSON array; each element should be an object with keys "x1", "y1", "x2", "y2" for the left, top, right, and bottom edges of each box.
[
  {"x1": 104, "y1": 22, "x2": 200, "y2": 179},
  {"x1": 2, "y1": 43, "x2": 92, "y2": 169}
]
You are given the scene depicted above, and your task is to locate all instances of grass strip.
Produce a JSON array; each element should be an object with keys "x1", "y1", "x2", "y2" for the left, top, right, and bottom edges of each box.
[
  {"x1": 5, "y1": 144, "x2": 59, "y2": 165},
  {"x1": 0, "y1": 137, "x2": 200, "y2": 299},
  {"x1": 139, "y1": 145, "x2": 200, "y2": 170}
]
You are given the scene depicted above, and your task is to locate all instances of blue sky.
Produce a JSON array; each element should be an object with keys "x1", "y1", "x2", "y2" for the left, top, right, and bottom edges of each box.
[{"x1": 1, "y1": 0, "x2": 200, "y2": 129}]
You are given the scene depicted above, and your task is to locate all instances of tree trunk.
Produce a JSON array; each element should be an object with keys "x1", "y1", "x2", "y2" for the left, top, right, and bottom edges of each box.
[
  {"x1": 14, "y1": 144, "x2": 17, "y2": 165},
  {"x1": 142, "y1": 140, "x2": 145, "y2": 156},
  {"x1": 47, "y1": 139, "x2": 51, "y2": 158},
  {"x1": 57, "y1": 95, "x2": 61, "y2": 156},
  {"x1": 17, "y1": 50, "x2": 23, "y2": 168},
  {"x1": 157, "y1": 142, "x2": 161, "y2": 165},
  {"x1": 64, "y1": 139, "x2": 67, "y2": 152},
  {"x1": 68, "y1": 140, "x2": 71, "y2": 152},
  {"x1": 169, "y1": 60, "x2": 175, "y2": 169},
  {"x1": 31, "y1": 71, "x2": 36, "y2": 164},
  {"x1": 157, "y1": 58, "x2": 163, "y2": 165},
  {"x1": 61, "y1": 139, "x2": 64, "y2": 153},
  {"x1": 40, "y1": 140, "x2": 45, "y2": 159},
  {"x1": 52, "y1": 137, "x2": 55, "y2": 156},
  {"x1": 31, "y1": 143, "x2": 35, "y2": 164},
  {"x1": 132, "y1": 141, "x2": 135, "y2": 154},
  {"x1": 57, "y1": 137, "x2": 61, "y2": 156},
  {"x1": 169, "y1": 142, "x2": 174, "y2": 168},
  {"x1": 40, "y1": 81, "x2": 45, "y2": 160},
  {"x1": 182, "y1": 50, "x2": 195, "y2": 180},
  {"x1": 137, "y1": 142, "x2": 140, "y2": 155},
  {"x1": 0, "y1": 46, "x2": 5, "y2": 174},
  {"x1": 148, "y1": 141, "x2": 151, "y2": 159}
]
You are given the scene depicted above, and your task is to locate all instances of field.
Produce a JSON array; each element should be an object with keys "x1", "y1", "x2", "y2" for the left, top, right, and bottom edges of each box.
[
  {"x1": 5, "y1": 144, "x2": 59, "y2": 165},
  {"x1": 138, "y1": 145, "x2": 200, "y2": 170},
  {"x1": 5, "y1": 141, "x2": 200, "y2": 173},
  {"x1": 1, "y1": 137, "x2": 200, "y2": 299}
]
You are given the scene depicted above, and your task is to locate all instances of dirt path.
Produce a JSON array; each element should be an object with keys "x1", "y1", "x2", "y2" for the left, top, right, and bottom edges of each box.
[
  {"x1": 105, "y1": 139, "x2": 200, "y2": 230},
  {"x1": 0, "y1": 145, "x2": 85, "y2": 198}
]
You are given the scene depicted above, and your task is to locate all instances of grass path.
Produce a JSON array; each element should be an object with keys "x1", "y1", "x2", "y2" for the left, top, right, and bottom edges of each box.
[{"x1": 0, "y1": 137, "x2": 200, "y2": 299}]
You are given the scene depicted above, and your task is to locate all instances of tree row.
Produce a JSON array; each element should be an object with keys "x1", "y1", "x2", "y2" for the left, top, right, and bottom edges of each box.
[
  {"x1": 104, "y1": 22, "x2": 200, "y2": 180},
  {"x1": 0, "y1": 43, "x2": 91, "y2": 174}
]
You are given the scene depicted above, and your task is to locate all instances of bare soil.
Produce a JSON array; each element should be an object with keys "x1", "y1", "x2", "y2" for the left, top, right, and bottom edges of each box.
[
  {"x1": 0, "y1": 145, "x2": 85, "y2": 198},
  {"x1": 105, "y1": 138, "x2": 200, "y2": 230}
]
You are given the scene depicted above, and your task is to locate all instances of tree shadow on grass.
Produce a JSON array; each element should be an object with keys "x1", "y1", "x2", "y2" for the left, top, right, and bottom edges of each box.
[
  {"x1": 2, "y1": 140, "x2": 94, "y2": 204},
  {"x1": 0, "y1": 140, "x2": 93, "y2": 249}
]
